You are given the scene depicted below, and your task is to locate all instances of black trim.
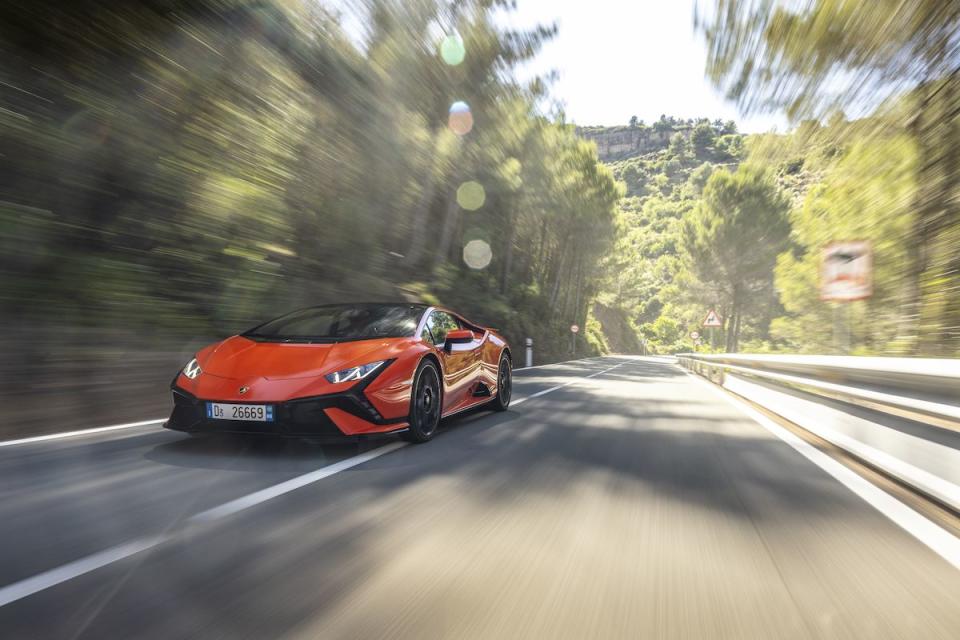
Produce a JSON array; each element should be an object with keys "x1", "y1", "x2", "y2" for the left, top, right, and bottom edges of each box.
[{"x1": 165, "y1": 359, "x2": 403, "y2": 437}]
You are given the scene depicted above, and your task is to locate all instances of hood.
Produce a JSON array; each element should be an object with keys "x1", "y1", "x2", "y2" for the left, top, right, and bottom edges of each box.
[{"x1": 200, "y1": 335, "x2": 397, "y2": 380}]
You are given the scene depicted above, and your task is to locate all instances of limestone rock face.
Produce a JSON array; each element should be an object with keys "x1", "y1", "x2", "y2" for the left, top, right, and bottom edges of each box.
[{"x1": 576, "y1": 126, "x2": 675, "y2": 161}]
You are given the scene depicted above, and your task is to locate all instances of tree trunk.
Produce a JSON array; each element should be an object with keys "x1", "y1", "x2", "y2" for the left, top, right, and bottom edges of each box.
[
  {"x1": 500, "y1": 211, "x2": 515, "y2": 295},
  {"x1": 548, "y1": 250, "x2": 567, "y2": 310},
  {"x1": 533, "y1": 218, "x2": 548, "y2": 282},
  {"x1": 732, "y1": 310, "x2": 742, "y2": 353},
  {"x1": 432, "y1": 193, "x2": 460, "y2": 271},
  {"x1": 903, "y1": 68, "x2": 960, "y2": 355},
  {"x1": 406, "y1": 152, "x2": 439, "y2": 267}
]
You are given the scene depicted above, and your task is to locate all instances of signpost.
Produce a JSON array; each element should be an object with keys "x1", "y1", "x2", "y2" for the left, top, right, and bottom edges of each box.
[
  {"x1": 821, "y1": 241, "x2": 872, "y2": 302},
  {"x1": 702, "y1": 309, "x2": 722, "y2": 350},
  {"x1": 821, "y1": 241, "x2": 873, "y2": 353},
  {"x1": 570, "y1": 324, "x2": 579, "y2": 355},
  {"x1": 702, "y1": 310, "x2": 722, "y2": 327}
]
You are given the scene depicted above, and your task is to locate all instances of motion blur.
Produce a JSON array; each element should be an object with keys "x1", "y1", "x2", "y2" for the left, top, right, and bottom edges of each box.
[
  {"x1": 2, "y1": 1, "x2": 960, "y2": 638},
  {"x1": 1, "y1": 0, "x2": 619, "y2": 436},
  {"x1": 4, "y1": 0, "x2": 959, "y2": 436}
]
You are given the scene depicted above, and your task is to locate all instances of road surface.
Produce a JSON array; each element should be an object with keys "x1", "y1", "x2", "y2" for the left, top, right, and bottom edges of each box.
[{"x1": 1, "y1": 356, "x2": 958, "y2": 638}]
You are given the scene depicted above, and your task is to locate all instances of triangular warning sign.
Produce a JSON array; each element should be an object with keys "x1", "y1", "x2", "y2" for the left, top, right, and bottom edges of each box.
[{"x1": 702, "y1": 309, "x2": 723, "y2": 328}]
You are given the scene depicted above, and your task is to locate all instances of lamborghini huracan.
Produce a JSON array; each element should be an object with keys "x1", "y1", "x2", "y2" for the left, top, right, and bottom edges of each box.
[{"x1": 165, "y1": 303, "x2": 512, "y2": 442}]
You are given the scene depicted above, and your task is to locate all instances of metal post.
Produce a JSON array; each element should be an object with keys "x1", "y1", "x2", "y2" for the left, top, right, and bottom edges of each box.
[
  {"x1": 525, "y1": 338, "x2": 533, "y2": 368},
  {"x1": 833, "y1": 302, "x2": 850, "y2": 354}
]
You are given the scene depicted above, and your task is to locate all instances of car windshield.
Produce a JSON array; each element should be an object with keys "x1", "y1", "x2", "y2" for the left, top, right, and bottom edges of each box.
[{"x1": 244, "y1": 304, "x2": 424, "y2": 342}]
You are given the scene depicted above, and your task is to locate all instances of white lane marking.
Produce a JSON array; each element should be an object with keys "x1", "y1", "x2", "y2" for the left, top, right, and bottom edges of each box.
[
  {"x1": 0, "y1": 535, "x2": 165, "y2": 608},
  {"x1": 0, "y1": 357, "x2": 625, "y2": 604},
  {"x1": 514, "y1": 356, "x2": 602, "y2": 372},
  {"x1": 190, "y1": 442, "x2": 407, "y2": 523},
  {"x1": 0, "y1": 419, "x2": 165, "y2": 448},
  {"x1": 687, "y1": 372, "x2": 960, "y2": 571},
  {"x1": 512, "y1": 362, "x2": 623, "y2": 406},
  {"x1": 0, "y1": 441, "x2": 406, "y2": 607}
]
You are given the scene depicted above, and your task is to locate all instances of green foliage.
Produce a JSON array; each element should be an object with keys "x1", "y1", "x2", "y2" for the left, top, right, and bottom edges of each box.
[
  {"x1": 690, "y1": 123, "x2": 715, "y2": 157},
  {"x1": 699, "y1": 0, "x2": 960, "y2": 354},
  {"x1": 0, "y1": 0, "x2": 618, "y2": 380},
  {"x1": 772, "y1": 133, "x2": 916, "y2": 352},
  {"x1": 682, "y1": 165, "x2": 791, "y2": 351}
]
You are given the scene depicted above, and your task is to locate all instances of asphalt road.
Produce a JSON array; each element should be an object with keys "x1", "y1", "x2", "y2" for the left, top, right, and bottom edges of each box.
[{"x1": 1, "y1": 356, "x2": 959, "y2": 639}]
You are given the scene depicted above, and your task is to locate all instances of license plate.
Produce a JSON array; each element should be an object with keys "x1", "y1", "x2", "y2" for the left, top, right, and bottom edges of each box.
[{"x1": 206, "y1": 402, "x2": 274, "y2": 422}]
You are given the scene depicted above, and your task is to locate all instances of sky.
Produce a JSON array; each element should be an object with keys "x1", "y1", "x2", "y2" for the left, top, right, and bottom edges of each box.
[
  {"x1": 499, "y1": 0, "x2": 786, "y2": 132},
  {"x1": 328, "y1": 0, "x2": 788, "y2": 133}
]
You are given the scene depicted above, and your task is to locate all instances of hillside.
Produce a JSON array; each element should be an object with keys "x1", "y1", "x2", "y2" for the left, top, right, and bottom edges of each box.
[
  {"x1": 579, "y1": 117, "x2": 748, "y2": 353},
  {"x1": 577, "y1": 116, "x2": 740, "y2": 163}
]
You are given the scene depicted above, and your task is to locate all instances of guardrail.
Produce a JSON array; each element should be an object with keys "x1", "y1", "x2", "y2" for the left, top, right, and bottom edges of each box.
[{"x1": 678, "y1": 353, "x2": 960, "y2": 512}]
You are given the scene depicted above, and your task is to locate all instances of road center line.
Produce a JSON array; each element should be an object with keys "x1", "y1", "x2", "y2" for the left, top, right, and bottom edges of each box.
[
  {"x1": 512, "y1": 362, "x2": 623, "y2": 406},
  {"x1": 686, "y1": 372, "x2": 960, "y2": 571},
  {"x1": 0, "y1": 441, "x2": 406, "y2": 608},
  {"x1": 189, "y1": 442, "x2": 407, "y2": 523},
  {"x1": 0, "y1": 420, "x2": 165, "y2": 448},
  {"x1": 0, "y1": 359, "x2": 622, "y2": 606}
]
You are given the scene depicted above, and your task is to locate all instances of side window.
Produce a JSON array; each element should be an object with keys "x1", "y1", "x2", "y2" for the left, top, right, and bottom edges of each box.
[
  {"x1": 419, "y1": 324, "x2": 434, "y2": 344},
  {"x1": 425, "y1": 311, "x2": 459, "y2": 346},
  {"x1": 424, "y1": 313, "x2": 444, "y2": 346}
]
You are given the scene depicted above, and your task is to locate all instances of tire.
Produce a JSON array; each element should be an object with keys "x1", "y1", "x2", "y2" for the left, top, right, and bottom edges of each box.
[
  {"x1": 403, "y1": 359, "x2": 442, "y2": 443},
  {"x1": 491, "y1": 353, "x2": 512, "y2": 411}
]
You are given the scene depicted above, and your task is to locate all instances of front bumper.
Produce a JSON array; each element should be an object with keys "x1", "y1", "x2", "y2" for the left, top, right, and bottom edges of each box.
[{"x1": 165, "y1": 380, "x2": 407, "y2": 439}]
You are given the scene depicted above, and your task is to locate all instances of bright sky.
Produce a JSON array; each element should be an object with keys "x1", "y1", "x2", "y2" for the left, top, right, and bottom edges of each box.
[
  {"x1": 501, "y1": 0, "x2": 786, "y2": 132},
  {"x1": 328, "y1": 0, "x2": 787, "y2": 133}
]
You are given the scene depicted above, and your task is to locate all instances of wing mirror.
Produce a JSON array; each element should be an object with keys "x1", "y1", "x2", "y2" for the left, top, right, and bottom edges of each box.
[{"x1": 444, "y1": 329, "x2": 474, "y2": 353}]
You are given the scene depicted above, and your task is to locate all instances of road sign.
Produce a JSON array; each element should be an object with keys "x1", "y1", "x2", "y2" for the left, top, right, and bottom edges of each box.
[
  {"x1": 702, "y1": 310, "x2": 722, "y2": 328},
  {"x1": 690, "y1": 331, "x2": 700, "y2": 340},
  {"x1": 821, "y1": 241, "x2": 872, "y2": 301},
  {"x1": 570, "y1": 324, "x2": 580, "y2": 334}
]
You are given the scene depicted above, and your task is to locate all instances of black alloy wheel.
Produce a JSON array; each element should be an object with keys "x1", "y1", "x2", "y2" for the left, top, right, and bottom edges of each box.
[
  {"x1": 404, "y1": 360, "x2": 442, "y2": 443},
  {"x1": 492, "y1": 353, "x2": 512, "y2": 411}
]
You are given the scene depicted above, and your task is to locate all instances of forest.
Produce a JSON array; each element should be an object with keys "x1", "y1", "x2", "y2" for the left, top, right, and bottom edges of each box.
[
  {"x1": 594, "y1": 0, "x2": 960, "y2": 357},
  {"x1": 1, "y1": 1, "x2": 959, "y2": 432}
]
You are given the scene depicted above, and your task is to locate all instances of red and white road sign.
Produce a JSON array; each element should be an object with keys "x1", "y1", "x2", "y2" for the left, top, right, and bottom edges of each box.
[
  {"x1": 702, "y1": 310, "x2": 723, "y2": 328},
  {"x1": 821, "y1": 241, "x2": 872, "y2": 301},
  {"x1": 570, "y1": 324, "x2": 580, "y2": 334},
  {"x1": 690, "y1": 331, "x2": 700, "y2": 340}
]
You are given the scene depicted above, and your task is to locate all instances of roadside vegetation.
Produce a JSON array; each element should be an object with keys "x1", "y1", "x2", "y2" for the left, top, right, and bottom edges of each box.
[{"x1": 2, "y1": 0, "x2": 959, "y2": 435}]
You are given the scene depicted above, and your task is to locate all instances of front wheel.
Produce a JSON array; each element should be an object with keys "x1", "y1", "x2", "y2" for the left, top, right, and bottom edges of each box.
[
  {"x1": 403, "y1": 360, "x2": 442, "y2": 443},
  {"x1": 491, "y1": 353, "x2": 512, "y2": 411}
]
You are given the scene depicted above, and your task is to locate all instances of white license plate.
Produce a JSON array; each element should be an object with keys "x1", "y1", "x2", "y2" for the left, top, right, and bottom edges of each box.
[{"x1": 206, "y1": 402, "x2": 274, "y2": 422}]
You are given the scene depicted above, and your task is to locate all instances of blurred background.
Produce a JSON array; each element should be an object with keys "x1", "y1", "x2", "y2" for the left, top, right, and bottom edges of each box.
[{"x1": 1, "y1": 0, "x2": 959, "y2": 437}]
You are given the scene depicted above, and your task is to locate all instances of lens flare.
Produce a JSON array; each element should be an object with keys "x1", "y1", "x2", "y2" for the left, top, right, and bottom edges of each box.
[
  {"x1": 463, "y1": 239, "x2": 492, "y2": 270},
  {"x1": 439, "y1": 34, "x2": 466, "y2": 65},
  {"x1": 456, "y1": 181, "x2": 485, "y2": 210},
  {"x1": 448, "y1": 101, "x2": 473, "y2": 136}
]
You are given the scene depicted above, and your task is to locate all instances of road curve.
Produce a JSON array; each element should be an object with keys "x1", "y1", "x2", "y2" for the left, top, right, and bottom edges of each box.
[{"x1": 0, "y1": 356, "x2": 958, "y2": 638}]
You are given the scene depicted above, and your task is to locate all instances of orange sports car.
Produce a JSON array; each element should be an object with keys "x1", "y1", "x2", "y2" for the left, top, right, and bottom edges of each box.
[{"x1": 165, "y1": 303, "x2": 512, "y2": 442}]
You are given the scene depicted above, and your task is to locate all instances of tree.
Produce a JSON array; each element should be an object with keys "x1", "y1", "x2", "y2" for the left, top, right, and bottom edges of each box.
[
  {"x1": 698, "y1": 0, "x2": 960, "y2": 354},
  {"x1": 668, "y1": 132, "x2": 691, "y2": 160},
  {"x1": 629, "y1": 115, "x2": 638, "y2": 127},
  {"x1": 690, "y1": 123, "x2": 715, "y2": 157},
  {"x1": 682, "y1": 165, "x2": 791, "y2": 351}
]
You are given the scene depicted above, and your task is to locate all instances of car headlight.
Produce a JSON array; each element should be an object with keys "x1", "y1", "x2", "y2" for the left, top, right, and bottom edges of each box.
[
  {"x1": 183, "y1": 357, "x2": 202, "y2": 379},
  {"x1": 325, "y1": 360, "x2": 386, "y2": 384}
]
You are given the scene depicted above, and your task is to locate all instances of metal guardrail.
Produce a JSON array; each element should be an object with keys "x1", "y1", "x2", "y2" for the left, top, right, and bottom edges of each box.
[{"x1": 678, "y1": 353, "x2": 960, "y2": 511}]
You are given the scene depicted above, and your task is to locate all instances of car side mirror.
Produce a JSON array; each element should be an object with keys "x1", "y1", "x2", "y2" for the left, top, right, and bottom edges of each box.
[{"x1": 443, "y1": 329, "x2": 474, "y2": 353}]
